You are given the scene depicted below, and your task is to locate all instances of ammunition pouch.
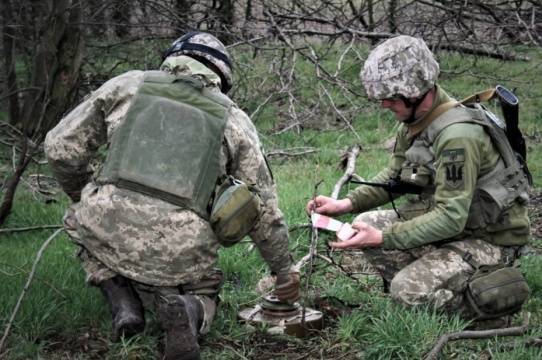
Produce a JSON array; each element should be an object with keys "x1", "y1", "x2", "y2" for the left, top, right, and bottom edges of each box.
[
  {"x1": 444, "y1": 244, "x2": 530, "y2": 320},
  {"x1": 210, "y1": 176, "x2": 261, "y2": 247},
  {"x1": 466, "y1": 264, "x2": 529, "y2": 319}
]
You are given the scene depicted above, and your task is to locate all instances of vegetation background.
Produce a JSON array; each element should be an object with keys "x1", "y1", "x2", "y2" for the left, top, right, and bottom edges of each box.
[{"x1": 1, "y1": 0, "x2": 541, "y2": 359}]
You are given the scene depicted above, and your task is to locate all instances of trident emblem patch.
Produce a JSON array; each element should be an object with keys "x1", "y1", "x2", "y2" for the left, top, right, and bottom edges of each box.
[{"x1": 442, "y1": 148, "x2": 465, "y2": 189}]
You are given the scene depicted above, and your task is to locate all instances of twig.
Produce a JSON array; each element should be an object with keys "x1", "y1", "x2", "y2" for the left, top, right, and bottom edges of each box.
[
  {"x1": 316, "y1": 254, "x2": 353, "y2": 277},
  {"x1": 351, "y1": 174, "x2": 366, "y2": 183},
  {"x1": 319, "y1": 84, "x2": 362, "y2": 143},
  {"x1": 250, "y1": 92, "x2": 275, "y2": 120},
  {"x1": 266, "y1": 148, "x2": 317, "y2": 158},
  {"x1": 331, "y1": 145, "x2": 361, "y2": 199},
  {"x1": 0, "y1": 261, "x2": 68, "y2": 299},
  {"x1": 289, "y1": 223, "x2": 311, "y2": 232},
  {"x1": 0, "y1": 224, "x2": 62, "y2": 234},
  {"x1": 333, "y1": 35, "x2": 355, "y2": 78},
  {"x1": 273, "y1": 121, "x2": 301, "y2": 135},
  {"x1": 0, "y1": 228, "x2": 63, "y2": 354},
  {"x1": 423, "y1": 312, "x2": 531, "y2": 360},
  {"x1": 300, "y1": 179, "x2": 323, "y2": 329}
]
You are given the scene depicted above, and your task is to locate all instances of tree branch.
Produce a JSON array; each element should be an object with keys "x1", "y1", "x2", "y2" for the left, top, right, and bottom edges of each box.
[
  {"x1": 0, "y1": 228, "x2": 64, "y2": 354},
  {"x1": 424, "y1": 312, "x2": 531, "y2": 360}
]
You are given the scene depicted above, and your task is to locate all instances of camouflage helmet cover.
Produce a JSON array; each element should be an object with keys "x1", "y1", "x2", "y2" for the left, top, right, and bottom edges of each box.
[
  {"x1": 361, "y1": 35, "x2": 439, "y2": 100},
  {"x1": 163, "y1": 31, "x2": 233, "y2": 93}
]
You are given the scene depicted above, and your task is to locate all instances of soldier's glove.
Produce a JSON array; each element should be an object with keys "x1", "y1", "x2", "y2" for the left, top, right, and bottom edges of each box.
[{"x1": 274, "y1": 270, "x2": 300, "y2": 304}]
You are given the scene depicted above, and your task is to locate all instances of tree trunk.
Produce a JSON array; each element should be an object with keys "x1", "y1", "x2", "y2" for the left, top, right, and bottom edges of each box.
[
  {"x1": 0, "y1": 0, "x2": 84, "y2": 225},
  {"x1": 1, "y1": 0, "x2": 20, "y2": 126},
  {"x1": 0, "y1": 139, "x2": 34, "y2": 225},
  {"x1": 112, "y1": 0, "x2": 131, "y2": 38},
  {"x1": 388, "y1": 0, "x2": 398, "y2": 33},
  {"x1": 20, "y1": 0, "x2": 84, "y2": 141}
]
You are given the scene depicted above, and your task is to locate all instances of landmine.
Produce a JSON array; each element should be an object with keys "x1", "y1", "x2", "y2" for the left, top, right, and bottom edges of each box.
[{"x1": 238, "y1": 294, "x2": 323, "y2": 338}]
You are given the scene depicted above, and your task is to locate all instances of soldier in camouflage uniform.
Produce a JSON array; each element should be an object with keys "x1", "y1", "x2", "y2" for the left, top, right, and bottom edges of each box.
[
  {"x1": 45, "y1": 32, "x2": 300, "y2": 360},
  {"x1": 307, "y1": 35, "x2": 530, "y2": 320}
]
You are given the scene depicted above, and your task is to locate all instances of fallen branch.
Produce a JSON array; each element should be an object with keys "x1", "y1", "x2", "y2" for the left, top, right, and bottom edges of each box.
[
  {"x1": 424, "y1": 312, "x2": 531, "y2": 360},
  {"x1": 266, "y1": 147, "x2": 317, "y2": 158},
  {"x1": 331, "y1": 145, "x2": 361, "y2": 199},
  {"x1": 0, "y1": 228, "x2": 64, "y2": 354},
  {"x1": 0, "y1": 224, "x2": 62, "y2": 234}
]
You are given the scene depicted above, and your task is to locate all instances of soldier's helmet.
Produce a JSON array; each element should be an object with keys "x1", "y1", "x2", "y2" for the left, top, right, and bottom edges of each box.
[
  {"x1": 360, "y1": 35, "x2": 439, "y2": 100},
  {"x1": 163, "y1": 31, "x2": 233, "y2": 93}
]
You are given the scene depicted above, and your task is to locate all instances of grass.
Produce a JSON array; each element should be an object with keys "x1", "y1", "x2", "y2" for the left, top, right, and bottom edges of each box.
[{"x1": 1, "y1": 45, "x2": 541, "y2": 359}]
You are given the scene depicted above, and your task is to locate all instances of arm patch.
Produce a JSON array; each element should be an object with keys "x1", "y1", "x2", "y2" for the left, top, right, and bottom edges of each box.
[{"x1": 442, "y1": 148, "x2": 465, "y2": 189}]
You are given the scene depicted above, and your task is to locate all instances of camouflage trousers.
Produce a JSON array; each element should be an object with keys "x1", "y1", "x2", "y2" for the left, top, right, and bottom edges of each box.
[
  {"x1": 64, "y1": 209, "x2": 222, "y2": 334},
  {"x1": 348, "y1": 210, "x2": 513, "y2": 318}
]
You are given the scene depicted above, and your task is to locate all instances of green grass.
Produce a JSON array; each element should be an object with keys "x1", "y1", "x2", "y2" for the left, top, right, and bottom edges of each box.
[{"x1": 1, "y1": 45, "x2": 541, "y2": 359}]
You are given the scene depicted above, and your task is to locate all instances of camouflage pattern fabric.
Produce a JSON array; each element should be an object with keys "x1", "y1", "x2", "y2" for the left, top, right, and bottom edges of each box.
[
  {"x1": 352, "y1": 210, "x2": 503, "y2": 316},
  {"x1": 45, "y1": 57, "x2": 292, "y2": 289},
  {"x1": 164, "y1": 32, "x2": 232, "y2": 91},
  {"x1": 361, "y1": 35, "x2": 439, "y2": 100}
]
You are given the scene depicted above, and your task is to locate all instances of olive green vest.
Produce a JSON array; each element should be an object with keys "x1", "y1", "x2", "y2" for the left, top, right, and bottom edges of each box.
[
  {"x1": 402, "y1": 104, "x2": 529, "y2": 231},
  {"x1": 97, "y1": 71, "x2": 232, "y2": 219}
]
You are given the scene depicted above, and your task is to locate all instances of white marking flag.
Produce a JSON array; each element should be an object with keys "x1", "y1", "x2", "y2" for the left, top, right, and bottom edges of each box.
[{"x1": 311, "y1": 213, "x2": 357, "y2": 241}]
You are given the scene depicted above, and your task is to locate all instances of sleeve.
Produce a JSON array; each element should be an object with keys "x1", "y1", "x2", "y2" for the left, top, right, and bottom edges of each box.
[
  {"x1": 224, "y1": 105, "x2": 292, "y2": 274},
  {"x1": 44, "y1": 71, "x2": 143, "y2": 201},
  {"x1": 346, "y1": 126, "x2": 408, "y2": 213},
  {"x1": 381, "y1": 123, "x2": 486, "y2": 249}
]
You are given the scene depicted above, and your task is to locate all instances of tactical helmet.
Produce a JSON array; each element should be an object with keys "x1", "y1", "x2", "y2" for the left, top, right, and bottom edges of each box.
[
  {"x1": 361, "y1": 35, "x2": 439, "y2": 100},
  {"x1": 163, "y1": 31, "x2": 233, "y2": 93}
]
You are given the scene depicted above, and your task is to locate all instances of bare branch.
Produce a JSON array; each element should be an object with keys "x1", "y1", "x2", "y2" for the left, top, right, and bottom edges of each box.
[
  {"x1": 424, "y1": 312, "x2": 531, "y2": 360},
  {"x1": 0, "y1": 225, "x2": 62, "y2": 234},
  {"x1": 0, "y1": 228, "x2": 64, "y2": 354},
  {"x1": 331, "y1": 145, "x2": 361, "y2": 199}
]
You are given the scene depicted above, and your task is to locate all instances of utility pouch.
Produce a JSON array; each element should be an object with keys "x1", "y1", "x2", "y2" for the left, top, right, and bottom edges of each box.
[
  {"x1": 210, "y1": 176, "x2": 261, "y2": 247},
  {"x1": 466, "y1": 264, "x2": 529, "y2": 319},
  {"x1": 444, "y1": 244, "x2": 530, "y2": 319}
]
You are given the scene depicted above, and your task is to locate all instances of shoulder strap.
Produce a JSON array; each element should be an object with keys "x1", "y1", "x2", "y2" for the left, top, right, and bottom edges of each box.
[
  {"x1": 407, "y1": 100, "x2": 459, "y2": 138},
  {"x1": 459, "y1": 88, "x2": 496, "y2": 105}
]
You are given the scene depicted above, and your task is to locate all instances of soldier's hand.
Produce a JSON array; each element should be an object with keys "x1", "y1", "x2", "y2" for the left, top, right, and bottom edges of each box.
[
  {"x1": 305, "y1": 195, "x2": 353, "y2": 216},
  {"x1": 274, "y1": 270, "x2": 300, "y2": 304},
  {"x1": 329, "y1": 220, "x2": 383, "y2": 249}
]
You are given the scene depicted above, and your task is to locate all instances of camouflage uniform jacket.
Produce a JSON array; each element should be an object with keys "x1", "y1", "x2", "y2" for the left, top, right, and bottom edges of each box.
[
  {"x1": 347, "y1": 85, "x2": 530, "y2": 250},
  {"x1": 44, "y1": 56, "x2": 292, "y2": 286}
]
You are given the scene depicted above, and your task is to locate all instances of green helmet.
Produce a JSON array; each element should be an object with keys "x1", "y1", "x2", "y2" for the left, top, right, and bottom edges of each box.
[
  {"x1": 361, "y1": 35, "x2": 439, "y2": 100},
  {"x1": 163, "y1": 31, "x2": 233, "y2": 93}
]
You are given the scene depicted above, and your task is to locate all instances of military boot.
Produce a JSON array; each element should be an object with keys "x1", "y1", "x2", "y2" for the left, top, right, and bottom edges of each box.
[
  {"x1": 156, "y1": 293, "x2": 203, "y2": 360},
  {"x1": 100, "y1": 275, "x2": 145, "y2": 341}
]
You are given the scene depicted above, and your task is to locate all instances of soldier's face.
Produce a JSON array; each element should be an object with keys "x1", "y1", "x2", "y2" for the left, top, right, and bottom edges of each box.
[{"x1": 380, "y1": 98, "x2": 411, "y2": 121}]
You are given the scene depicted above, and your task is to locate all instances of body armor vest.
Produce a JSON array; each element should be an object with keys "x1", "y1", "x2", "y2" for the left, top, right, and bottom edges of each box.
[
  {"x1": 97, "y1": 71, "x2": 232, "y2": 219},
  {"x1": 401, "y1": 104, "x2": 529, "y2": 230}
]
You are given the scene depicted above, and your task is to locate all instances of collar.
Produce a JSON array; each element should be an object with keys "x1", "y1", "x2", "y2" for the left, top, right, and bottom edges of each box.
[
  {"x1": 406, "y1": 85, "x2": 456, "y2": 138},
  {"x1": 160, "y1": 55, "x2": 222, "y2": 89}
]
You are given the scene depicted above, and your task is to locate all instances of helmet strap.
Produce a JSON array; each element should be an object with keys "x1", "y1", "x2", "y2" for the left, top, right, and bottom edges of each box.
[
  {"x1": 399, "y1": 91, "x2": 428, "y2": 124},
  {"x1": 188, "y1": 54, "x2": 232, "y2": 93}
]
